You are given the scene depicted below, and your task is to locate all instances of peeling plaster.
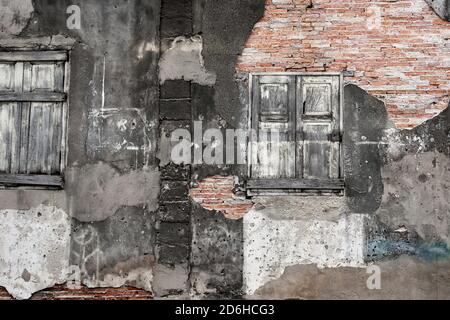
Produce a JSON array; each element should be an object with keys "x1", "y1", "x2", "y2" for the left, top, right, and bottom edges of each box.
[
  {"x1": 0, "y1": 0, "x2": 34, "y2": 38},
  {"x1": 0, "y1": 206, "x2": 71, "y2": 300},
  {"x1": 159, "y1": 35, "x2": 217, "y2": 86},
  {"x1": 189, "y1": 176, "x2": 254, "y2": 220}
]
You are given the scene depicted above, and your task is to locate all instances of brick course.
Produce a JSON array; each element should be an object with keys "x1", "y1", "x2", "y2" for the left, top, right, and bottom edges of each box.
[
  {"x1": 190, "y1": 176, "x2": 254, "y2": 219},
  {"x1": 236, "y1": 0, "x2": 450, "y2": 128},
  {"x1": 0, "y1": 286, "x2": 152, "y2": 300}
]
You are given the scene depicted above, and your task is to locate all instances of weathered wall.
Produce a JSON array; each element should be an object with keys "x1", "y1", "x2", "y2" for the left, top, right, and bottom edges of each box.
[
  {"x1": 0, "y1": 0, "x2": 449, "y2": 300},
  {"x1": 237, "y1": 0, "x2": 450, "y2": 128},
  {"x1": 157, "y1": 0, "x2": 266, "y2": 298},
  {"x1": 0, "y1": 0, "x2": 161, "y2": 299},
  {"x1": 229, "y1": 0, "x2": 450, "y2": 299},
  {"x1": 243, "y1": 85, "x2": 450, "y2": 299}
]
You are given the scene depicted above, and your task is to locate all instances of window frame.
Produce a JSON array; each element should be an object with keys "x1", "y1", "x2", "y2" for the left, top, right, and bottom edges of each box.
[
  {"x1": 247, "y1": 72, "x2": 345, "y2": 196},
  {"x1": 0, "y1": 50, "x2": 70, "y2": 189}
]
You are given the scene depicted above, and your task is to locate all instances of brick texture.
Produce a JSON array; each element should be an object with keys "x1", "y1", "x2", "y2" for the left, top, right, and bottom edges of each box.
[
  {"x1": 0, "y1": 286, "x2": 152, "y2": 300},
  {"x1": 236, "y1": 0, "x2": 450, "y2": 128},
  {"x1": 190, "y1": 176, "x2": 254, "y2": 219}
]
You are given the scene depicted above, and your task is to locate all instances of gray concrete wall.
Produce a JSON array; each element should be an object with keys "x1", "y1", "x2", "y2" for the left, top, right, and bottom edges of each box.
[
  {"x1": 0, "y1": 0, "x2": 161, "y2": 299},
  {"x1": 0, "y1": 0, "x2": 449, "y2": 300}
]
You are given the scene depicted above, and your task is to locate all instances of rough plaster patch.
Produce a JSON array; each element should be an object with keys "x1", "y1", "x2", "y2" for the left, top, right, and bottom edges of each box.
[
  {"x1": 243, "y1": 197, "x2": 367, "y2": 295},
  {"x1": 0, "y1": 206, "x2": 71, "y2": 300},
  {"x1": 251, "y1": 196, "x2": 348, "y2": 221},
  {"x1": 378, "y1": 152, "x2": 450, "y2": 243},
  {"x1": 0, "y1": 0, "x2": 34, "y2": 37},
  {"x1": 152, "y1": 264, "x2": 189, "y2": 296},
  {"x1": 252, "y1": 256, "x2": 450, "y2": 299},
  {"x1": 84, "y1": 256, "x2": 153, "y2": 292},
  {"x1": 66, "y1": 163, "x2": 160, "y2": 222},
  {"x1": 159, "y1": 35, "x2": 217, "y2": 86}
]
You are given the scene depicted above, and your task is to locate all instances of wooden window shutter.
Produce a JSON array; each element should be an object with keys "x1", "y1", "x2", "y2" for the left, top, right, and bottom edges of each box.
[
  {"x1": 249, "y1": 74, "x2": 342, "y2": 192},
  {"x1": 251, "y1": 75, "x2": 296, "y2": 179},
  {"x1": 0, "y1": 51, "x2": 68, "y2": 187},
  {"x1": 298, "y1": 76, "x2": 341, "y2": 180}
]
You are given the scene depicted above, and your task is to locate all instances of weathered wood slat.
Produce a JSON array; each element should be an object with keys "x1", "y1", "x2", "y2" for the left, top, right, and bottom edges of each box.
[
  {"x1": 251, "y1": 75, "x2": 297, "y2": 179},
  {"x1": 247, "y1": 179, "x2": 344, "y2": 190},
  {"x1": 303, "y1": 123, "x2": 331, "y2": 179},
  {"x1": 0, "y1": 92, "x2": 66, "y2": 102},
  {"x1": 0, "y1": 63, "x2": 14, "y2": 91},
  {"x1": 0, "y1": 174, "x2": 63, "y2": 187},
  {"x1": 0, "y1": 103, "x2": 22, "y2": 173},
  {"x1": 0, "y1": 51, "x2": 67, "y2": 62}
]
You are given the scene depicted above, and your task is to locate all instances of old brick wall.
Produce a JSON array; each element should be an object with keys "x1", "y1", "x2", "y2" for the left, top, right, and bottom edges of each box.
[
  {"x1": 190, "y1": 176, "x2": 253, "y2": 220},
  {"x1": 0, "y1": 286, "x2": 152, "y2": 300},
  {"x1": 237, "y1": 0, "x2": 450, "y2": 128}
]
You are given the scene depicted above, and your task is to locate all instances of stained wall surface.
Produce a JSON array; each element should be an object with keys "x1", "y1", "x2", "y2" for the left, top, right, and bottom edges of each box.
[{"x1": 0, "y1": 0, "x2": 449, "y2": 300}]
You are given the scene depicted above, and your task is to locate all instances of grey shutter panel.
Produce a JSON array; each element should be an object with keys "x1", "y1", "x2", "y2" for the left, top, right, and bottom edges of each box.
[
  {"x1": 25, "y1": 61, "x2": 65, "y2": 175},
  {"x1": 299, "y1": 76, "x2": 341, "y2": 180},
  {"x1": 251, "y1": 75, "x2": 296, "y2": 179},
  {"x1": 0, "y1": 62, "x2": 23, "y2": 174}
]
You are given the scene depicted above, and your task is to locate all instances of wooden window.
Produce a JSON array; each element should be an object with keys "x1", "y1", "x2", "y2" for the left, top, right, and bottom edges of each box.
[
  {"x1": 248, "y1": 73, "x2": 343, "y2": 195},
  {"x1": 0, "y1": 51, "x2": 69, "y2": 188}
]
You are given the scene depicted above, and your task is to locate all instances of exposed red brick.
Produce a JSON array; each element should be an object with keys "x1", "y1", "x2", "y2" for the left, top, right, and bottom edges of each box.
[
  {"x1": 190, "y1": 176, "x2": 254, "y2": 219},
  {"x1": 0, "y1": 285, "x2": 152, "y2": 300},
  {"x1": 237, "y1": 0, "x2": 450, "y2": 128}
]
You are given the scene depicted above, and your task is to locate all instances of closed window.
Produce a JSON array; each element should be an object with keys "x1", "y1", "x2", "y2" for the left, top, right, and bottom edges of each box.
[
  {"x1": 248, "y1": 73, "x2": 343, "y2": 195},
  {"x1": 0, "y1": 51, "x2": 69, "y2": 188}
]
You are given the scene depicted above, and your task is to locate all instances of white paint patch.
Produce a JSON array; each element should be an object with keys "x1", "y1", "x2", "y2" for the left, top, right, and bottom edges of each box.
[
  {"x1": 243, "y1": 197, "x2": 367, "y2": 295},
  {"x1": 159, "y1": 35, "x2": 217, "y2": 86},
  {"x1": 0, "y1": 206, "x2": 71, "y2": 299}
]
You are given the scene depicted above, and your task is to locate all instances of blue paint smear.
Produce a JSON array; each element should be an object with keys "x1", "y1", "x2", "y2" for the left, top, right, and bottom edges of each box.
[{"x1": 367, "y1": 238, "x2": 450, "y2": 262}]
